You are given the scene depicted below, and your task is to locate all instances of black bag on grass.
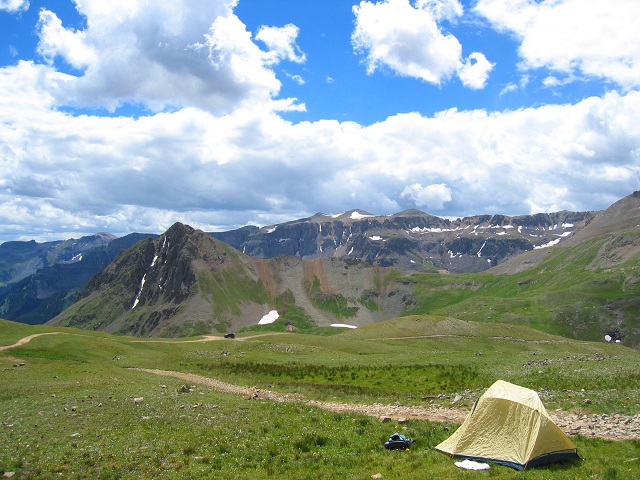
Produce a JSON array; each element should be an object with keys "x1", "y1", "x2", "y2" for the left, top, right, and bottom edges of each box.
[{"x1": 384, "y1": 433, "x2": 415, "y2": 450}]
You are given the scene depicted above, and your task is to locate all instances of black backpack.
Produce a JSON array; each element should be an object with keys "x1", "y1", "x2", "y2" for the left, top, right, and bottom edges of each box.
[{"x1": 384, "y1": 433, "x2": 415, "y2": 450}]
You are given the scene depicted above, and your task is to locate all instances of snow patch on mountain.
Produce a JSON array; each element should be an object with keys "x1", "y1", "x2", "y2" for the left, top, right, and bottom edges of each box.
[
  {"x1": 132, "y1": 274, "x2": 147, "y2": 309},
  {"x1": 259, "y1": 310, "x2": 279, "y2": 325},
  {"x1": 534, "y1": 238, "x2": 562, "y2": 249}
]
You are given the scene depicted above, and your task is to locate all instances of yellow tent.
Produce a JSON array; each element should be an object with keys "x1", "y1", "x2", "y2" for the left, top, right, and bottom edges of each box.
[{"x1": 435, "y1": 380, "x2": 579, "y2": 470}]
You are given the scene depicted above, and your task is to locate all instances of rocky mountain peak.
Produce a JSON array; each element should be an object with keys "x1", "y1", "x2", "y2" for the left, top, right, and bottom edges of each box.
[{"x1": 161, "y1": 222, "x2": 196, "y2": 249}]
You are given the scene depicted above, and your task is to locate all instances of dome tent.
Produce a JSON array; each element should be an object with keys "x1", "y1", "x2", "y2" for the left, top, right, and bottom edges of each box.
[{"x1": 435, "y1": 380, "x2": 580, "y2": 470}]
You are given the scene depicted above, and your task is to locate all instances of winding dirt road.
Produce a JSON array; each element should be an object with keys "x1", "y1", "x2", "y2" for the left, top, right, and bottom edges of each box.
[{"x1": 131, "y1": 367, "x2": 468, "y2": 423}]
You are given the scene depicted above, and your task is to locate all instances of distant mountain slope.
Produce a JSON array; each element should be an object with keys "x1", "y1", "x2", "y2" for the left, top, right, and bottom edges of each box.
[
  {"x1": 210, "y1": 208, "x2": 594, "y2": 273},
  {"x1": 493, "y1": 191, "x2": 640, "y2": 275},
  {"x1": 0, "y1": 233, "x2": 156, "y2": 324},
  {"x1": 563, "y1": 191, "x2": 640, "y2": 246},
  {"x1": 0, "y1": 233, "x2": 116, "y2": 285},
  {"x1": 406, "y1": 191, "x2": 640, "y2": 349},
  {"x1": 49, "y1": 223, "x2": 413, "y2": 337},
  {"x1": 436, "y1": 237, "x2": 640, "y2": 348}
]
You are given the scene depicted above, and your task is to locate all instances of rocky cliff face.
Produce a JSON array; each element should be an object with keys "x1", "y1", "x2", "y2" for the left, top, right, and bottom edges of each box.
[{"x1": 211, "y1": 209, "x2": 595, "y2": 273}]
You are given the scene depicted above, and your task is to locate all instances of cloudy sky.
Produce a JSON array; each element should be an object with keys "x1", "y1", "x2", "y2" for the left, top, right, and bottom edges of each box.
[{"x1": 1, "y1": 0, "x2": 639, "y2": 243}]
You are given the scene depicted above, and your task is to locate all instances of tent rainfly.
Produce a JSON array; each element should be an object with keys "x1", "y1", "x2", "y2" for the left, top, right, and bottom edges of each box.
[{"x1": 435, "y1": 380, "x2": 580, "y2": 470}]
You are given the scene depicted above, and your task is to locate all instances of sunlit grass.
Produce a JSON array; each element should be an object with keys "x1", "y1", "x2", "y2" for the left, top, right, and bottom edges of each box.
[
  {"x1": 404, "y1": 231, "x2": 640, "y2": 348},
  {"x1": 1, "y1": 319, "x2": 639, "y2": 478}
]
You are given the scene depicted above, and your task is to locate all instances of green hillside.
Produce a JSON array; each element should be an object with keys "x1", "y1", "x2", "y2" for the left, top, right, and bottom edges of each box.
[
  {"x1": 403, "y1": 229, "x2": 640, "y2": 348},
  {"x1": 1, "y1": 319, "x2": 639, "y2": 479}
]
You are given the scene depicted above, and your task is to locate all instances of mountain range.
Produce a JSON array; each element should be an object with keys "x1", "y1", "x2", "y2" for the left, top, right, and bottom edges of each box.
[
  {"x1": 1, "y1": 192, "x2": 639, "y2": 346},
  {"x1": 210, "y1": 208, "x2": 594, "y2": 272},
  {"x1": 0, "y1": 205, "x2": 593, "y2": 327},
  {"x1": 50, "y1": 222, "x2": 410, "y2": 337}
]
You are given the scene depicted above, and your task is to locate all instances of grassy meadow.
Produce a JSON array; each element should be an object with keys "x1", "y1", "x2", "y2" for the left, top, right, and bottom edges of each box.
[
  {"x1": 2, "y1": 317, "x2": 640, "y2": 479},
  {"x1": 403, "y1": 231, "x2": 640, "y2": 349}
]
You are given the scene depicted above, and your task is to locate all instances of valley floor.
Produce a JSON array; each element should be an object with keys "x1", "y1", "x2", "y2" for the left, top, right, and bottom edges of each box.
[{"x1": 3, "y1": 332, "x2": 639, "y2": 443}]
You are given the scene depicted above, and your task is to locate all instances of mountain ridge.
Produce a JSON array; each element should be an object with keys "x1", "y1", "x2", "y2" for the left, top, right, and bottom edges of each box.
[
  {"x1": 492, "y1": 191, "x2": 640, "y2": 275},
  {"x1": 210, "y1": 208, "x2": 594, "y2": 273},
  {"x1": 3, "y1": 191, "x2": 639, "y2": 333},
  {"x1": 50, "y1": 223, "x2": 414, "y2": 337},
  {"x1": 0, "y1": 232, "x2": 117, "y2": 285},
  {"x1": 0, "y1": 233, "x2": 157, "y2": 324}
]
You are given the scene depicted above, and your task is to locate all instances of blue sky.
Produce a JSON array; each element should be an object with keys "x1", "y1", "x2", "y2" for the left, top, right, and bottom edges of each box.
[{"x1": 0, "y1": 0, "x2": 639, "y2": 242}]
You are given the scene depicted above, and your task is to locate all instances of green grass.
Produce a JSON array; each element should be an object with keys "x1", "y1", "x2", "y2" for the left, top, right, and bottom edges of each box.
[
  {"x1": 305, "y1": 276, "x2": 359, "y2": 319},
  {"x1": 1, "y1": 318, "x2": 639, "y2": 479},
  {"x1": 239, "y1": 289, "x2": 341, "y2": 335},
  {"x1": 0, "y1": 319, "x2": 54, "y2": 344},
  {"x1": 183, "y1": 316, "x2": 640, "y2": 414},
  {"x1": 403, "y1": 231, "x2": 640, "y2": 348}
]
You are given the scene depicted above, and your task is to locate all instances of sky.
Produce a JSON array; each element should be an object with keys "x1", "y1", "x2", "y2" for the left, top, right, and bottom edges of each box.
[{"x1": 1, "y1": 0, "x2": 639, "y2": 243}]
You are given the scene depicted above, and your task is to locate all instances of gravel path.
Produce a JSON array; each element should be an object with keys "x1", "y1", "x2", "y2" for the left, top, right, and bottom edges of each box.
[{"x1": 133, "y1": 368, "x2": 640, "y2": 442}]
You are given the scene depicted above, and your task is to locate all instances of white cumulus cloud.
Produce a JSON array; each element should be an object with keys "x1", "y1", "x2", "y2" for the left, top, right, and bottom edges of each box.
[
  {"x1": 458, "y1": 52, "x2": 494, "y2": 89},
  {"x1": 352, "y1": 0, "x2": 493, "y2": 88},
  {"x1": 37, "y1": 9, "x2": 96, "y2": 69},
  {"x1": 31, "y1": 0, "x2": 303, "y2": 114},
  {"x1": 475, "y1": 0, "x2": 640, "y2": 89},
  {"x1": 0, "y1": 0, "x2": 28, "y2": 12},
  {"x1": 256, "y1": 24, "x2": 306, "y2": 65},
  {"x1": 401, "y1": 183, "x2": 452, "y2": 209}
]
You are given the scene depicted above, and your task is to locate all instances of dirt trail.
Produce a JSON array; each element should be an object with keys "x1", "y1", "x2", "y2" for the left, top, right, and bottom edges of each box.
[
  {"x1": 0, "y1": 332, "x2": 63, "y2": 352},
  {"x1": 132, "y1": 368, "x2": 467, "y2": 424},
  {"x1": 130, "y1": 333, "x2": 288, "y2": 343},
  {"x1": 132, "y1": 368, "x2": 640, "y2": 442}
]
